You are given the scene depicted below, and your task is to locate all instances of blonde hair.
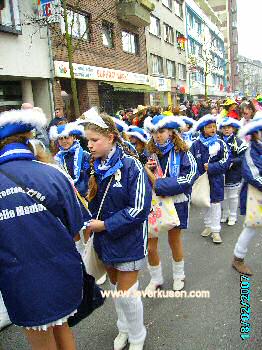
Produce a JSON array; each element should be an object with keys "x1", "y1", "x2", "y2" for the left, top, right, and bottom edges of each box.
[
  {"x1": 0, "y1": 132, "x2": 54, "y2": 164},
  {"x1": 84, "y1": 114, "x2": 135, "y2": 202},
  {"x1": 147, "y1": 130, "x2": 188, "y2": 156}
]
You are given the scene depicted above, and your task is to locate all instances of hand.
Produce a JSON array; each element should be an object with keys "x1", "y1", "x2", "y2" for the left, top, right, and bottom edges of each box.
[
  {"x1": 83, "y1": 226, "x2": 92, "y2": 242},
  {"x1": 144, "y1": 165, "x2": 156, "y2": 188},
  {"x1": 88, "y1": 219, "x2": 105, "y2": 233},
  {"x1": 204, "y1": 163, "x2": 208, "y2": 171}
]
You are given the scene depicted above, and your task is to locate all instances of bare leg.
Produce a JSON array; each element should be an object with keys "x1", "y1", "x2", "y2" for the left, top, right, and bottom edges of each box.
[
  {"x1": 53, "y1": 323, "x2": 76, "y2": 350},
  {"x1": 24, "y1": 327, "x2": 57, "y2": 350},
  {"x1": 168, "y1": 227, "x2": 183, "y2": 261},
  {"x1": 147, "y1": 237, "x2": 160, "y2": 266}
]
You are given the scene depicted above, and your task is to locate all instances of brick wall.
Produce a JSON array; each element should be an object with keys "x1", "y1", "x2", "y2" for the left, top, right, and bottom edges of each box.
[
  {"x1": 52, "y1": 0, "x2": 147, "y2": 74},
  {"x1": 51, "y1": 0, "x2": 148, "y2": 114}
]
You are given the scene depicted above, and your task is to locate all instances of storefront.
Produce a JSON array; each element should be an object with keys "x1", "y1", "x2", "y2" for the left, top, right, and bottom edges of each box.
[
  {"x1": 0, "y1": 81, "x2": 22, "y2": 112},
  {"x1": 149, "y1": 77, "x2": 172, "y2": 107},
  {"x1": 54, "y1": 61, "x2": 155, "y2": 115}
]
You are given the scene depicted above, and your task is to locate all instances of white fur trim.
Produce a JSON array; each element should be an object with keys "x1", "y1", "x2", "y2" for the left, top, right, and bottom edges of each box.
[
  {"x1": 238, "y1": 119, "x2": 262, "y2": 138},
  {"x1": 78, "y1": 107, "x2": 108, "y2": 129},
  {"x1": 49, "y1": 122, "x2": 85, "y2": 140},
  {"x1": 0, "y1": 108, "x2": 47, "y2": 130},
  {"x1": 112, "y1": 117, "x2": 129, "y2": 132},
  {"x1": 126, "y1": 131, "x2": 149, "y2": 144},
  {"x1": 192, "y1": 114, "x2": 217, "y2": 133},
  {"x1": 144, "y1": 115, "x2": 186, "y2": 132},
  {"x1": 219, "y1": 117, "x2": 241, "y2": 129},
  {"x1": 254, "y1": 111, "x2": 262, "y2": 121}
]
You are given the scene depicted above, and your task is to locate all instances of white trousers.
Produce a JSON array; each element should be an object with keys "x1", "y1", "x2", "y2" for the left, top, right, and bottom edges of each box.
[
  {"x1": 222, "y1": 187, "x2": 239, "y2": 220},
  {"x1": 204, "y1": 202, "x2": 221, "y2": 233},
  {"x1": 234, "y1": 226, "x2": 259, "y2": 259}
]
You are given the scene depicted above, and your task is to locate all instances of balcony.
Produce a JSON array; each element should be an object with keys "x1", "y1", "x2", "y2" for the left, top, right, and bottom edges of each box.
[{"x1": 116, "y1": 0, "x2": 155, "y2": 27}]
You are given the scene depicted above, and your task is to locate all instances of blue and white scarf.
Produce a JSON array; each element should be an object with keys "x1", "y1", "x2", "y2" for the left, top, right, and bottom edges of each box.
[
  {"x1": 55, "y1": 141, "x2": 84, "y2": 183},
  {"x1": 0, "y1": 143, "x2": 35, "y2": 165},
  {"x1": 94, "y1": 145, "x2": 118, "y2": 176},
  {"x1": 199, "y1": 133, "x2": 220, "y2": 157},
  {"x1": 155, "y1": 138, "x2": 174, "y2": 155}
]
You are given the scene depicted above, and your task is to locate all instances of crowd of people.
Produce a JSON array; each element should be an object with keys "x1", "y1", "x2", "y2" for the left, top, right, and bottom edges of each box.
[{"x1": 0, "y1": 95, "x2": 261, "y2": 350}]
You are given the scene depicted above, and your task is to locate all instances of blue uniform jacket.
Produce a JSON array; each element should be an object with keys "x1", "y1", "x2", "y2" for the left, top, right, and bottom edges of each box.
[
  {"x1": 190, "y1": 137, "x2": 230, "y2": 202},
  {"x1": 223, "y1": 135, "x2": 247, "y2": 186},
  {"x1": 0, "y1": 152, "x2": 84, "y2": 327},
  {"x1": 154, "y1": 148, "x2": 198, "y2": 198},
  {"x1": 89, "y1": 146, "x2": 152, "y2": 265},
  {"x1": 240, "y1": 141, "x2": 262, "y2": 215}
]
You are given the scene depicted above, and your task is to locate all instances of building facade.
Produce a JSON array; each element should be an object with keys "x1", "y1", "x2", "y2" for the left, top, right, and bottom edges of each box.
[
  {"x1": 238, "y1": 55, "x2": 262, "y2": 97},
  {"x1": 145, "y1": 0, "x2": 187, "y2": 106},
  {"x1": 207, "y1": 0, "x2": 239, "y2": 94},
  {"x1": 185, "y1": 0, "x2": 226, "y2": 99},
  {"x1": 0, "y1": 0, "x2": 52, "y2": 116},
  {"x1": 51, "y1": 0, "x2": 155, "y2": 116}
]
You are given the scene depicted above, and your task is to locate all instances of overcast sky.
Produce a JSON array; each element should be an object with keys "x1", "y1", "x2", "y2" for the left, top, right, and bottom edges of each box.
[{"x1": 237, "y1": 0, "x2": 262, "y2": 61}]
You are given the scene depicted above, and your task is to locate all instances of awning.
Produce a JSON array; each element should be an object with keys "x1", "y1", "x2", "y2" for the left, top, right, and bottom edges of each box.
[{"x1": 103, "y1": 82, "x2": 157, "y2": 93}]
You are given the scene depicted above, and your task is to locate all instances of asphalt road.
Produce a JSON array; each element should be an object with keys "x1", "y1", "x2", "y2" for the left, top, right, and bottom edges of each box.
[{"x1": 0, "y1": 206, "x2": 261, "y2": 350}]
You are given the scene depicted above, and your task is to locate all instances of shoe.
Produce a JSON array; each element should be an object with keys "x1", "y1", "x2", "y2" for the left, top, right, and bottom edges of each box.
[
  {"x1": 232, "y1": 256, "x2": 253, "y2": 276},
  {"x1": 212, "y1": 232, "x2": 222, "y2": 244},
  {"x1": 129, "y1": 340, "x2": 145, "y2": 350},
  {"x1": 221, "y1": 217, "x2": 228, "y2": 223},
  {"x1": 144, "y1": 280, "x2": 163, "y2": 294},
  {"x1": 114, "y1": 332, "x2": 128, "y2": 350},
  {"x1": 173, "y1": 278, "x2": 185, "y2": 291},
  {"x1": 0, "y1": 318, "x2": 11, "y2": 331},
  {"x1": 228, "y1": 218, "x2": 236, "y2": 226},
  {"x1": 201, "y1": 227, "x2": 212, "y2": 237},
  {"x1": 96, "y1": 273, "x2": 107, "y2": 285}
]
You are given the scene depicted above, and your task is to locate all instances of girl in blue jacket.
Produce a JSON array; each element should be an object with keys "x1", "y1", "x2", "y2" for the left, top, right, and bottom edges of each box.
[
  {"x1": 181, "y1": 116, "x2": 197, "y2": 147},
  {"x1": 126, "y1": 126, "x2": 150, "y2": 166},
  {"x1": 232, "y1": 117, "x2": 262, "y2": 276},
  {"x1": 79, "y1": 112, "x2": 152, "y2": 350},
  {"x1": 143, "y1": 114, "x2": 197, "y2": 292},
  {"x1": 219, "y1": 117, "x2": 247, "y2": 226},
  {"x1": 0, "y1": 109, "x2": 84, "y2": 349},
  {"x1": 190, "y1": 115, "x2": 230, "y2": 244}
]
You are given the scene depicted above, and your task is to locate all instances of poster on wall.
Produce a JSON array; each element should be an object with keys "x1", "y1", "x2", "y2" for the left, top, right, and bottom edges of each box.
[{"x1": 37, "y1": 0, "x2": 61, "y2": 22}]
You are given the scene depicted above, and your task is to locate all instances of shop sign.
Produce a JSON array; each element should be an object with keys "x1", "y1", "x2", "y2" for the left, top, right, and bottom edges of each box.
[
  {"x1": 149, "y1": 77, "x2": 171, "y2": 92},
  {"x1": 54, "y1": 61, "x2": 150, "y2": 85},
  {"x1": 37, "y1": 0, "x2": 61, "y2": 22}
]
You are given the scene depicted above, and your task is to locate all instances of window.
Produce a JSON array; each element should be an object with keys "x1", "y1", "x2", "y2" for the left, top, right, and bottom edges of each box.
[
  {"x1": 0, "y1": 0, "x2": 21, "y2": 33},
  {"x1": 102, "y1": 21, "x2": 114, "y2": 48},
  {"x1": 61, "y1": 9, "x2": 91, "y2": 41},
  {"x1": 149, "y1": 15, "x2": 161, "y2": 37},
  {"x1": 196, "y1": 20, "x2": 201, "y2": 34},
  {"x1": 189, "y1": 40, "x2": 196, "y2": 54},
  {"x1": 178, "y1": 63, "x2": 186, "y2": 80},
  {"x1": 162, "y1": 0, "x2": 172, "y2": 10},
  {"x1": 122, "y1": 31, "x2": 139, "y2": 54},
  {"x1": 151, "y1": 54, "x2": 164, "y2": 75},
  {"x1": 166, "y1": 59, "x2": 176, "y2": 78},
  {"x1": 176, "y1": 31, "x2": 186, "y2": 50},
  {"x1": 164, "y1": 23, "x2": 174, "y2": 44},
  {"x1": 174, "y1": 0, "x2": 183, "y2": 18},
  {"x1": 188, "y1": 13, "x2": 194, "y2": 28}
]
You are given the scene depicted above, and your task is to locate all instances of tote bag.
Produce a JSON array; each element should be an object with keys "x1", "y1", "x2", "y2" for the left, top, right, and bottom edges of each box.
[
  {"x1": 191, "y1": 172, "x2": 210, "y2": 208},
  {"x1": 148, "y1": 153, "x2": 180, "y2": 238},
  {"x1": 245, "y1": 184, "x2": 262, "y2": 228}
]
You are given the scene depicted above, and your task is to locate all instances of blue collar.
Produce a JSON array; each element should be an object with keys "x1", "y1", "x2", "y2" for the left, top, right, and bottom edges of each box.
[
  {"x1": 0, "y1": 143, "x2": 35, "y2": 165},
  {"x1": 155, "y1": 138, "x2": 174, "y2": 155},
  {"x1": 223, "y1": 134, "x2": 234, "y2": 143},
  {"x1": 94, "y1": 145, "x2": 124, "y2": 180},
  {"x1": 199, "y1": 133, "x2": 218, "y2": 147}
]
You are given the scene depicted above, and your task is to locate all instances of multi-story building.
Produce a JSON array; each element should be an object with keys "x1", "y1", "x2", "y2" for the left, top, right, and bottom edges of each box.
[
  {"x1": 238, "y1": 55, "x2": 262, "y2": 97},
  {"x1": 207, "y1": 0, "x2": 239, "y2": 94},
  {"x1": 145, "y1": 0, "x2": 187, "y2": 106},
  {"x1": 185, "y1": 0, "x2": 226, "y2": 99},
  {"x1": 0, "y1": 0, "x2": 52, "y2": 115},
  {"x1": 51, "y1": 0, "x2": 155, "y2": 116}
]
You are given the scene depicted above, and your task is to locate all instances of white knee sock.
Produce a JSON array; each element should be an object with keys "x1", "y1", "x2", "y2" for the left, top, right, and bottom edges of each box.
[
  {"x1": 204, "y1": 207, "x2": 211, "y2": 227},
  {"x1": 172, "y1": 260, "x2": 185, "y2": 280},
  {"x1": 221, "y1": 188, "x2": 229, "y2": 219},
  {"x1": 229, "y1": 197, "x2": 239, "y2": 220},
  {"x1": 234, "y1": 227, "x2": 257, "y2": 259},
  {"x1": 117, "y1": 281, "x2": 146, "y2": 344},
  {"x1": 210, "y1": 203, "x2": 221, "y2": 233},
  {"x1": 0, "y1": 292, "x2": 9, "y2": 322},
  {"x1": 109, "y1": 282, "x2": 128, "y2": 333},
  {"x1": 147, "y1": 263, "x2": 164, "y2": 285}
]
